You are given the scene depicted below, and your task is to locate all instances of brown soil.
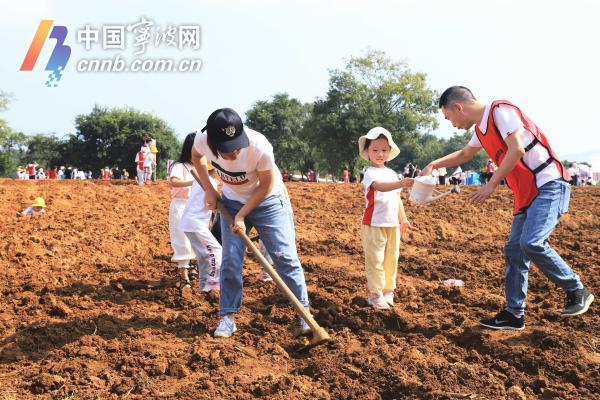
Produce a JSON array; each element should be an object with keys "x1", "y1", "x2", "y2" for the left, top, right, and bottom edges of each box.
[{"x1": 0, "y1": 179, "x2": 598, "y2": 400}]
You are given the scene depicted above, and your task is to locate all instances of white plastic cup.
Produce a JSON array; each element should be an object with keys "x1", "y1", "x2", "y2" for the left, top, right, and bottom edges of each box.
[{"x1": 442, "y1": 279, "x2": 464, "y2": 287}]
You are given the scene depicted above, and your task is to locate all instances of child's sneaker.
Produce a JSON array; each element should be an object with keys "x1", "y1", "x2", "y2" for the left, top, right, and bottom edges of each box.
[
  {"x1": 178, "y1": 277, "x2": 192, "y2": 291},
  {"x1": 383, "y1": 292, "x2": 394, "y2": 306},
  {"x1": 257, "y1": 269, "x2": 273, "y2": 282},
  {"x1": 214, "y1": 315, "x2": 237, "y2": 338},
  {"x1": 202, "y1": 280, "x2": 220, "y2": 292},
  {"x1": 367, "y1": 293, "x2": 390, "y2": 310}
]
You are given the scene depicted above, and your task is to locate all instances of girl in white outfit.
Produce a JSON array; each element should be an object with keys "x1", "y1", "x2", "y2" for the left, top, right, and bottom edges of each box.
[
  {"x1": 168, "y1": 133, "x2": 197, "y2": 289},
  {"x1": 180, "y1": 163, "x2": 222, "y2": 292}
]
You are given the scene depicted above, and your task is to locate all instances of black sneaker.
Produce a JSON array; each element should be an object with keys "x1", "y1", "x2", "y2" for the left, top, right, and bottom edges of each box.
[
  {"x1": 480, "y1": 310, "x2": 525, "y2": 330},
  {"x1": 563, "y1": 288, "x2": 594, "y2": 316}
]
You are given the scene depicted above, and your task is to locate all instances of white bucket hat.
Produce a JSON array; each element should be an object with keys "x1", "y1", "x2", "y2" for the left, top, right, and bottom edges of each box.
[{"x1": 358, "y1": 127, "x2": 400, "y2": 161}]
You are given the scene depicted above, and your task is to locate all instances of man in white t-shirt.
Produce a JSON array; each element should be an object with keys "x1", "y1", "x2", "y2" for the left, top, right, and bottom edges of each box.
[
  {"x1": 191, "y1": 108, "x2": 310, "y2": 339},
  {"x1": 421, "y1": 86, "x2": 593, "y2": 330}
]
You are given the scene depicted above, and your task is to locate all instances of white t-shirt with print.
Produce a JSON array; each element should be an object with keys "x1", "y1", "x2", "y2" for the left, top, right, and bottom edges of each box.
[
  {"x1": 193, "y1": 127, "x2": 281, "y2": 203},
  {"x1": 179, "y1": 177, "x2": 218, "y2": 232},
  {"x1": 468, "y1": 104, "x2": 560, "y2": 188},
  {"x1": 169, "y1": 162, "x2": 195, "y2": 199},
  {"x1": 361, "y1": 166, "x2": 401, "y2": 227}
]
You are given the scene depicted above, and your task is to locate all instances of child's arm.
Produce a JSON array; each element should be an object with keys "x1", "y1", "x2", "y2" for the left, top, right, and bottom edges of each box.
[
  {"x1": 398, "y1": 194, "x2": 411, "y2": 236},
  {"x1": 169, "y1": 176, "x2": 193, "y2": 187},
  {"x1": 371, "y1": 178, "x2": 414, "y2": 192}
]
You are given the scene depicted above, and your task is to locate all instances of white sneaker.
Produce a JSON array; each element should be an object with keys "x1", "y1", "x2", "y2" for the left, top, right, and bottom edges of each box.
[
  {"x1": 214, "y1": 315, "x2": 237, "y2": 338},
  {"x1": 257, "y1": 269, "x2": 273, "y2": 282},
  {"x1": 297, "y1": 317, "x2": 311, "y2": 336},
  {"x1": 201, "y1": 280, "x2": 220, "y2": 292},
  {"x1": 367, "y1": 293, "x2": 390, "y2": 310},
  {"x1": 383, "y1": 292, "x2": 394, "y2": 306}
]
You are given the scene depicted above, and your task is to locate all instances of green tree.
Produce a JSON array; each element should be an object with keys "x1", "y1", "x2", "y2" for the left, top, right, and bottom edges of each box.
[
  {"x1": 438, "y1": 131, "x2": 488, "y2": 172},
  {"x1": 23, "y1": 133, "x2": 63, "y2": 168},
  {"x1": 305, "y1": 49, "x2": 439, "y2": 176},
  {"x1": 0, "y1": 91, "x2": 28, "y2": 177},
  {"x1": 67, "y1": 105, "x2": 181, "y2": 178},
  {"x1": 245, "y1": 93, "x2": 313, "y2": 173}
]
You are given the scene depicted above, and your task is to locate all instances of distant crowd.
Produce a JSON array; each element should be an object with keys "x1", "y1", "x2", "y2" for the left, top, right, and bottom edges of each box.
[{"x1": 16, "y1": 163, "x2": 129, "y2": 181}]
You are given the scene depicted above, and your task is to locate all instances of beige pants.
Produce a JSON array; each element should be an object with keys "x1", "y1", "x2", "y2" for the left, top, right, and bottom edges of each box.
[{"x1": 361, "y1": 225, "x2": 400, "y2": 295}]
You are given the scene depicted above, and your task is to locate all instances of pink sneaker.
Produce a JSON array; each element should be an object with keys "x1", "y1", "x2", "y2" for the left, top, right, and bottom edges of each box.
[
  {"x1": 367, "y1": 293, "x2": 390, "y2": 310},
  {"x1": 383, "y1": 292, "x2": 394, "y2": 306}
]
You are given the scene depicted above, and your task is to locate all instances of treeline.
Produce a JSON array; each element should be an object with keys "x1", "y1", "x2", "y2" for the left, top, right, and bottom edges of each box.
[{"x1": 0, "y1": 50, "x2": 487, "y2": 179}]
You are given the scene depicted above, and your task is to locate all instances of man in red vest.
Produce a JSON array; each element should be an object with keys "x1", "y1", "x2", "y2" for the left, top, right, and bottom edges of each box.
[{"x1": 422, "y1": 86, "x2": 594, "y2": 330}]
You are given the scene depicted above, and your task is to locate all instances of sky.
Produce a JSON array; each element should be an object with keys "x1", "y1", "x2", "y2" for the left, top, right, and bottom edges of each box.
[{"x1": 1, "y1": 0, "x2": 599, "y2": 164}]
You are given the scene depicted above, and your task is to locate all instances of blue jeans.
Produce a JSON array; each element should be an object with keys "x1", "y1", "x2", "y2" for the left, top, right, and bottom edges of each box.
[
  {"x1": 219, "y1": 193, "x2": 309, "y2": 315},
  {"x1": 504, "y1": 179, "x2": 583, "y2": 317}
]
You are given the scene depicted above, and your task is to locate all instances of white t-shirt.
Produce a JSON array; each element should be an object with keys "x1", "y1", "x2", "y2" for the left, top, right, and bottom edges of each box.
[
  {"x1": 21, "y1": 207, "x2": 45, "y2": 215},
  {"x1": 468, "y1": 103, "x2": 560, "y2": 188},
  {"x1": 193, "y1": 127, "x2": 280, "y2": 203},
  {"x1": 143, "y1": 153, "x2": 155, "y2": 168},
  {"x1": 361, "y1": 166, "x2": 401, "y2": 227},
  {"x1": 179, "y1": 177, "x2": 218, "y2": 232},
  {"x1": 169, "y1": 162, "x2": 195, "y2": 199},
  {"x1": 567, "y1": 166, "x2": 579, "y2": 177}
]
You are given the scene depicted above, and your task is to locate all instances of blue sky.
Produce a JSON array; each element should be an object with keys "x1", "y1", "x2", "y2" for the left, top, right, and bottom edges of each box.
[{"x1": 1, "y1": 0, "x2": 599, "y2": 163}]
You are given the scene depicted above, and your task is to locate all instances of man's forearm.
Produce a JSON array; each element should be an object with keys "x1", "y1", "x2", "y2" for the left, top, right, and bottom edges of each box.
[
  {"x1": 431, "y1": 148, "x2": 471, "y2": 170},
  {"x1": 488, "y1": 148, "x2": 524, "y2": 186}
]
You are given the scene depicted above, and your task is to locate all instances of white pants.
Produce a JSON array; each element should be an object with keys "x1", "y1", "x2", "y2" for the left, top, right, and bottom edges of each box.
[
  {"x1": 137, "y1": 168, "x2": 145, "y2": 185},
  {"x1": 169, "y1": 199, "x2": 195, "y2": 263},
  {"x1": 185, "y1": 224, "x2": 222, "y2": 289}
]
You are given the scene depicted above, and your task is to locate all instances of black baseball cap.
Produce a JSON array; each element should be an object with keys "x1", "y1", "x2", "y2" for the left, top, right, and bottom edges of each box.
[{"x1": 201, "y1": 108, "x2": 249, "y2": 153}]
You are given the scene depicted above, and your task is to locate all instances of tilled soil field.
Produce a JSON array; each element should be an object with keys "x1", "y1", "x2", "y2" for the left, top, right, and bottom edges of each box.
[{"x1": 0, "y1": 179, "x2": 598, "y2": 399}]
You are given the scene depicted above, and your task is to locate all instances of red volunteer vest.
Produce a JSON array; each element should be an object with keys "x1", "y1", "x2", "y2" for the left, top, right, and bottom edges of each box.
[
  {"x1": 475, "y1": 100, "x2": 570, "y2": 215},
  {"x1": 137, "y1": 151, "x2": 145, "y2": 170}
]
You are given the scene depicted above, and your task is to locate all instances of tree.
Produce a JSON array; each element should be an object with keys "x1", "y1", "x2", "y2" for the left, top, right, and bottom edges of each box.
[
  {"x1": 305, "y1": 50, "x2": 439, "y2": 176},
  {"x1": 23, "y1": 134, "x2": 63, "y2": 168},
  {"x1": 245, "y1": 93, "x2": 314, "y2": 173},
  {"x1": 67, "y1": 105, "x2": 181, "y2": 178},
  {"x1": 0, "y1": 91, "x2": 28, "y2": 177}
]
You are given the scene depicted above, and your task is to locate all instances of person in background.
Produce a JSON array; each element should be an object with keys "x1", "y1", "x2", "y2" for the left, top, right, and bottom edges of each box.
[
  {"x1": 36, "y1": 167, "x2": 46, "y2": 180},
  {"x1": 21, "y1": 197, "x2": 46, "y2": 216},
  {"x1": 567, "y1": 163, "x2": 579, "y2": 186},
  {"x1": 47, "y1": 166, "x2": 57, "y2": 180},
  {"x1": 26, "y1": 162, "x2": 38, "y2": 180},
  {"x1": 135, "y1": 145, "x2": 148, "y2": 185}
]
